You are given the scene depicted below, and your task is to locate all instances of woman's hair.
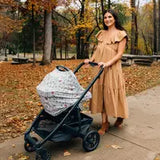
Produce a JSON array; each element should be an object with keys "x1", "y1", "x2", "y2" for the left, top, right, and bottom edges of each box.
[
  {"x1": 103, "y1": 9, "x2": 125, "y2": 31},
  {"x1": 103, "y1": 9, "x2": 128, "y2": 45}
]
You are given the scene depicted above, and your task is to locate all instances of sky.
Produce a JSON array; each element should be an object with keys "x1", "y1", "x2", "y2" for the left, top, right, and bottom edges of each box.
[
  {"x1": 20, "y1": 0, "x2": 152, "y2": 7},
  {"x1": 48, "y1": 0, "x2": 153, "y2": 11},
  {"x1": 119, "y1": 0, "x2": 151, "y2": 7}
]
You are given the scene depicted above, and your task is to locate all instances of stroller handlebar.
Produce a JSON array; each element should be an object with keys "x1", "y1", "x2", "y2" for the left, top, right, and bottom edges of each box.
[
  {"x1": 73, "y1": 61, "x2": 103, "y2": 74},
  {"x1": 56, "y1": 65, "x2": 69, "y2": 72},
  {"x1": 89, "y1": 61, "x2": 98, "y2": 66}
]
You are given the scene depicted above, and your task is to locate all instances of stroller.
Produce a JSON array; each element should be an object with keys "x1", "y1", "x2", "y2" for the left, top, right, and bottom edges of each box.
[{"x1": 24, "y1": 62, "x2": 104, "y2": 160}]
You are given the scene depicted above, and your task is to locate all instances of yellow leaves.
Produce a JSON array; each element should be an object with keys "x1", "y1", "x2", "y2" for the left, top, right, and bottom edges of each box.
[
  {"x1": 111, "y1": 144, "x2": 123, "y2": 149},
  {"x1": 0, "y1": 15, "x2": 24, "y2": 34},
  {"x1": 64, "y1": 150, "x2": 71, "y2": 156},
  {"x1": 10, "y1": 153, "x2": 30, "y2": 160},
  {"x1": 106, "y1": 144, "x2": 123, "y2": 149},
  {"x1": 8, "y1": 156, "x2": 14, "y2": 160},
  {"x1": 74, "y1": 23, "x2": 93, "y2": 31}
]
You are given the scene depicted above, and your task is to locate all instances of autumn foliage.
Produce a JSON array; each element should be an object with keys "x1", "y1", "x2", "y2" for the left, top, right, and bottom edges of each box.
[{"x1": 0, "y1": 60, "x2": 160, "y2": 143}]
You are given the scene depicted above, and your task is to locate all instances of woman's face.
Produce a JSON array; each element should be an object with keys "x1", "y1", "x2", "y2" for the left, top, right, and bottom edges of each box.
[{"x1": 104, "y1": 12, "x2": 115, "y2": 27}]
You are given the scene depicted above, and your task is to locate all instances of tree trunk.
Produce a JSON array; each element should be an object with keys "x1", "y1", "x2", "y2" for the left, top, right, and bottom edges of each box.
[
  {"x1": 51, "y1": 18, "x2": 57, "y2": 60},
  {"x1": 60, "y1": 37, "x2": 63, "y2": 59},
  {"x1": 76, "y1": 30, "x2": 81, "y2": 59},
  {"x1": 81, "y1": 30, "x2": 85, "y2": 58},
  {"x1": 64, "y1": 37, "x2": 68, "y2": 59},
  {"x1": 32, "y1": 4, "x2": 36, "y2": 66},
  {"x1": 101, "y1": 0, "x2": 104, "y2": 17},
  {"x1": 41, "y1": 10, "x2": 52, "y2": 65},
  {"x1": 84, "y1": 42, "x2": 89, "y2": 58},
  {"x1": 130, "y1": 0, "x2": 138, "y2": 55},
  {"x1": 76, "y1": 0, "x2": 85, "y2": 59},
  {"x1": 108, "y1": 0, "x2": 111, "y2": 9},
  {"x1": 52, "y1": 44, "x2": 56, "y2": 59},
  {"x1": 95, "y1": 0, "x2": 101, "y2": 30},
  {"x1": 153, "y1": 0, "x2": 157, "y2": 54},
  {"x1": 134, "y1": 13, "x2": 138, "y2": 54},
  {"x1": 158, "y1": 0, "x2": 160, "y2": 53},
  {"x1": 141, "y1": 30, "x2": 150, "y2": 54}
]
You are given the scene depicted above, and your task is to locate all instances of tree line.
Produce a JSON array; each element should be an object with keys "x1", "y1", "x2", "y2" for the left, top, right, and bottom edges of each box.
[{"x1": 0, "y1": 0, "x2": 160, "y2": 65}]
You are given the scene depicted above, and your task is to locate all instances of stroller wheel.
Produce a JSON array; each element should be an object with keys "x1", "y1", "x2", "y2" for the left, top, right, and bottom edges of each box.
[
  {"x1": 24, "y1": 137, "x2": 38, "y2": 152},
  {"x1": 83, "y1": 130, "x2": 100, "y2": 152},
  {"x1": 36, "y1": 148, "x2": 51, "y2": 160}
]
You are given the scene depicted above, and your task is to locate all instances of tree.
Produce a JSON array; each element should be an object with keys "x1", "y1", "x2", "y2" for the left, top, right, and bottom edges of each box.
[
  {"x1": 41, "y1": 10, "x2": 52, "y2": 65},
  {"x1": 26, "y1": 0, "x2": 63, "y2": 65},
  {"x1": 130, "y1": 0, "x2": 138, "y2": 55},
  {"x1": 158, "y1": 0, "x2": 160, "y2": 53},
  {"x1": 0, "y1": 0, "x2": 24, "y2": 57},
  {"x1": 138, "y1": 3, "x2": 153, "y2": 54},
  {"x1": 59, "y1": 0, "x2": 98, "y2": 59},
  {"x1": 153, "y1": 0, "x2": 157, "y2": 54}
]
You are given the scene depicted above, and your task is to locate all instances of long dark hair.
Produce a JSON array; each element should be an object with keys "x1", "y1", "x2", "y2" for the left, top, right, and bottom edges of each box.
[
  {"x1": 103, "y1": 9, "x2": 128, "y2": 46},
  {"x1": 103, "y1": 9, "x2": 125, "y2": 31}
]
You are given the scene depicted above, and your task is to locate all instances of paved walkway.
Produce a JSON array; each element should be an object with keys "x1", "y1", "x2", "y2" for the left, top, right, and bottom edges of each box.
[{"x1": 0, "y1": 85, "x2": 160, "y2": 160}]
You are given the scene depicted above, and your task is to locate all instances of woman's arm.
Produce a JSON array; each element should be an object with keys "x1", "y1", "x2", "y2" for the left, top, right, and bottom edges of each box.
[{"x1": 84, "y1": 52, "x2": 96, "y2": 64}]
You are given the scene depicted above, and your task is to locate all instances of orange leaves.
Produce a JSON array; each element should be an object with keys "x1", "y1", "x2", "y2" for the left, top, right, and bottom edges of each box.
[
  {"x1": 124, "y1": 63, "x2": 160, "y2": 95},
  {"x1": 27, "y1": 0, "x2": 58, "y2": 12},
  {"x1": 0, "y1": 15, "x2": 24, "y2": 34},
  {"x1": 0, "y1": 0, "x2": 24, "y2": 34},
  {"x1": 0, "y1": 0, "x2": 17, "y2": 6}
]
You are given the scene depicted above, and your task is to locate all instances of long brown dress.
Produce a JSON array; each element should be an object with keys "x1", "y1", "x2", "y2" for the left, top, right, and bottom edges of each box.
[{"x1": 90, "y1": 29, "x2": 128, "y2": 119}]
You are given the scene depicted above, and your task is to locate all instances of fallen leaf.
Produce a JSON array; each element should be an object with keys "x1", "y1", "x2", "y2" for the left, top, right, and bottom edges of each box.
[
  {"x1": 12, "y1": 144, "x2": 16, "y2": 148},
  {"x1": 106, "y1": 145, "x2": 111, "y2": 148},
  {"x1": 111, "y1": 145, "x2": 123, "y2": 149},
  {"x1": 8, "y1": 156, "x2": 13, "y2": 160},
  {"x1": 64, "y1": 150, "x2": 71, "y2": 156}
]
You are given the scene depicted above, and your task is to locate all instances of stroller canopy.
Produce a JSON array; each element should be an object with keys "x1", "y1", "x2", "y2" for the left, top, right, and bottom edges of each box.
[{"x1": 37, "y1": 67, "x2": 91, "y2": 116}]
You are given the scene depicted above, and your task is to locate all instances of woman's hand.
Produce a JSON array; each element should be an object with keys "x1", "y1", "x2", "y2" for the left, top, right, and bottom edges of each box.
[
  {"x1": 84, "y1": 59, "x2": 91, "y2": 64},
  {"x1": 98, "y1": 62, "x2": 111, "y2": 68}
]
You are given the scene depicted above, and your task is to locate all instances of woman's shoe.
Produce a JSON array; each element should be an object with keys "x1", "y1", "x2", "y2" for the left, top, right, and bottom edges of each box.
[
  {"x1": 114, "y1": 117, "x2": 123, "y2": 127},
  {"x1": 98, "y1": 122, "x2": 110, "y2": 135}
]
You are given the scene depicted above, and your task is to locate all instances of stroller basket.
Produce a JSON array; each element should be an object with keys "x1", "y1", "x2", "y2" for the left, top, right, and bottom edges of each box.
[{"x1": 33, "y1": 109, "x2": 93, "y2": 142}]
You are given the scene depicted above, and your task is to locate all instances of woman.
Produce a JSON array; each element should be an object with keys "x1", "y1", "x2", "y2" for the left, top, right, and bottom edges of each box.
[{"x1": 84, "y1": 9, "x2": 128, "y2": 135}]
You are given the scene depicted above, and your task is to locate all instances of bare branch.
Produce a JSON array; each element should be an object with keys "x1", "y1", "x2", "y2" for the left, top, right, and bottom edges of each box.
[{"x1": 53, "y1": 10, "x2": 72, "y2": 25}]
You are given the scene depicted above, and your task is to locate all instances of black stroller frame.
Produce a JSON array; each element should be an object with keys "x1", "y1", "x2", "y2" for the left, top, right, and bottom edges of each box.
[{"x1": 24, "y1": 62, "x2": 104, "y2": 160}]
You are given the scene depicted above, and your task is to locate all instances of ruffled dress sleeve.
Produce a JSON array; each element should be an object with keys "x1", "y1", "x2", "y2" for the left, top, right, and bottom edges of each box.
[
  {"x1": 115, "y1": 30, "x2": 127, "y2": 43},
  {"x1": 95, "y1": 30, "x2": 127, "y2": 45},
  {"x1": 95, "y1": 30, "x2": 103, "y2": 42}
]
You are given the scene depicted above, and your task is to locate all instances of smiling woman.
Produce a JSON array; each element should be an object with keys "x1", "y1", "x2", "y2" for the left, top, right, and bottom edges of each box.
[
  {"x1": 84, "y1": 9, "x2": 128, "y2": 135},
  {"x1": 104, "y1": 12, "x2": 115, "y2": 28}
]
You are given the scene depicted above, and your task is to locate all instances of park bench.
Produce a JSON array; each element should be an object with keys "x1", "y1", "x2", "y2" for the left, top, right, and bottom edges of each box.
[
  {"x1": 152, "y1": 55, "x2": 160, "y2": 61},
  {"x1": 12, "y1": 57, "x2": 29, "y2": 64},
  {"x1": 122, "y1": 54, "x2": 155, "y2": 66},
  {"x1": 121, "y1": 56, "x2": 131, "y2": 67},
  {"x1": 134, "y1": 58, "x2": 153, "y2": 66}
]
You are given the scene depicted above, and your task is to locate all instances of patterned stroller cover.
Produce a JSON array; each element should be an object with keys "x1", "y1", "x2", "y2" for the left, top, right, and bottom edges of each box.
[{"x1": 36, "y1": 67, "x2": 91, "y2": 116}]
